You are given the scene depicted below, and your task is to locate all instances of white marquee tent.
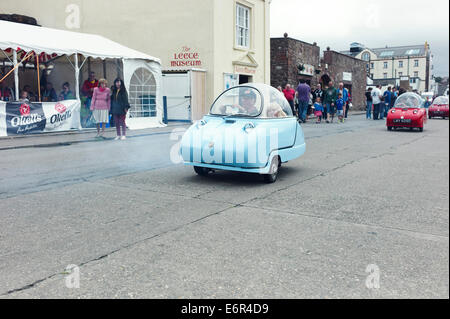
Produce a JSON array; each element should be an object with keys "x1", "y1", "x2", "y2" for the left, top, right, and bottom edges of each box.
[{"x1": 0, "y1": 20, "x2": 165, "y2": 130}]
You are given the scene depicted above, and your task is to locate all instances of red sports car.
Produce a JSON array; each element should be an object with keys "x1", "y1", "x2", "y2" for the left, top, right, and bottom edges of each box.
[
  {"x1": 428, "y1": 96, "x2": 449, "y2": 119},
  {"x1": 387, "y1": 92, "x2": 427, "y2": 132}
]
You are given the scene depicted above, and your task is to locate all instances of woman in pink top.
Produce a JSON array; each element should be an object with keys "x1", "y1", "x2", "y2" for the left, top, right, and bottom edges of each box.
[{"x1": 90, "y1": 78, "x2": 111, "y2": 138}]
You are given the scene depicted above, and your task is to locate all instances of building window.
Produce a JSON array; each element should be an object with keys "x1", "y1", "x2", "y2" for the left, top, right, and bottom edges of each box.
[
  {"x1": 362, "y1": 52, "x2": 370, "y2": 61},
  {"x1": 399, "y1": 61, "x2": 403, "y2": 68},
  {"x1": 236, "y1": 4, "x2": 250, "y2": 48},
  {"x1": 414, "y1": 71, "x2": 419, "y2": 77},
  {"x1": 414, "y1": 60, "x2": 419, "y2": 67},
  {"x1": 370, "y1": 63, "x2": 374, "y2": 69},
  {"x1": 383, "y1": 73, "x2": 388, "y2": 79},
  {"x1": 384, "y1": 62, "x2": 388, "y2": 69},
  {"x1": 370, "y1": 73, "x2": 374, "y2": 79},
  {"x1": 399, "y1": 72, "x2": 403, "y2": 77}
]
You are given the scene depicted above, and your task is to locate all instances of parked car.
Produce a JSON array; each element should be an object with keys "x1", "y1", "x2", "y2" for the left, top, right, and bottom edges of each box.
[
  {"x1": 428, "y1": 96, "x2": 449, "y2": 119},
  {"x1": 180, "y1": 83, "x2": 306, "y2": 183},
  {"x1": 386, "y1": 92, "x2": 427, "y2": 132}
]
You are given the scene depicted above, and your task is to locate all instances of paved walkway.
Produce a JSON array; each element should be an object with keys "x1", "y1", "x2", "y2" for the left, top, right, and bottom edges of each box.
[{"x1": 0, "y1": 122, "x2": 190, "y2": 151}]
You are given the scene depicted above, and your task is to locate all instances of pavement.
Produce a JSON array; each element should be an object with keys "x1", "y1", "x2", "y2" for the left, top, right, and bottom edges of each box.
[
  {"x1": 0, "y1": 121, "x2": 190, "y2": 151},
  {"x1": 0, "y1": 113, "x2": 448, "y2": 299}
]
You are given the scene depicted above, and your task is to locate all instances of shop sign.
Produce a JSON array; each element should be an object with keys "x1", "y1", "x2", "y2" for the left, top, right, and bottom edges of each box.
[
  {"x1": 298, "y1": 64, "x2": 315, "y2": 76},
  {"x1": 235, "y1": 65, "x2": 256, "y2": 75},
  {"x1": 343, "y1": 72, "x2": 352, "y2": 82},
  {"x1": 170, "y1": 46, "x2": 202, "y2": 67}
]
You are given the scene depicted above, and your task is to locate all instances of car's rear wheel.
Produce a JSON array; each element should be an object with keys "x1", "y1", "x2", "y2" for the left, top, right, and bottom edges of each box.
[
  {"x1": 419, "y1": 127, "x2": 424, "y2": 132},
  {"x1": 264, "y1": 156, "x2": 280, "y2": 184},
  {"x1": 194, "y1": 166, "x2": 211, "y2": 176}
]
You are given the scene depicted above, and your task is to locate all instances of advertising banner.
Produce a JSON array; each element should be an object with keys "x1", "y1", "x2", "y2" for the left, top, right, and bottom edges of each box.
[{"x1": 0, "y1": 100, "x2": 81, "y2": 137}]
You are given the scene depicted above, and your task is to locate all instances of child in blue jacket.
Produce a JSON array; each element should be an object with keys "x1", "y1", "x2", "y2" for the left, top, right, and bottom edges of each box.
[{"x1": 336, "y1": 93, "x2": 345, "y2": 123}]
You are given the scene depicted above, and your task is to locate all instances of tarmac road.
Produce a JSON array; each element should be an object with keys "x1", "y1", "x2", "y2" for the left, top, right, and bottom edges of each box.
[{"x1": 0, "y1": 115, "x2": 448, "y2": 298}]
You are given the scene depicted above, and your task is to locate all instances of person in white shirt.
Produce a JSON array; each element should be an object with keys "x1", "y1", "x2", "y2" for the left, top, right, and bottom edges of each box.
[{"x1": 371, "y1": 85, "x2": 383, "y2": 120}]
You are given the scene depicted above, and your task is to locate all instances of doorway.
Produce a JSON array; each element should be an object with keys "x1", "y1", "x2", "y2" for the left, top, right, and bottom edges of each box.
[
  {"x1": 239, "y1": 74, "x2": 252, "y2": 84},
  {"x1": 162, "y1": 72, "x2": 191, "y2": 122}
]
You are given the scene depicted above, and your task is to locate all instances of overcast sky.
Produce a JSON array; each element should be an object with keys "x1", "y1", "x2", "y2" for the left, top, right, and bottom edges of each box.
[{"x1": 270, "y1": 0, "x2": 449, "y2": 76}]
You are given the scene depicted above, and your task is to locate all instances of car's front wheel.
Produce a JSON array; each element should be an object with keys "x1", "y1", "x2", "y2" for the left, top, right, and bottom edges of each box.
[
  {"x1": 194, "y1": 166, "x2": 211, "y2": 176},
  {"x1": 264, "y1": 156, "x2": 280, "y2": 184},
  {"x1": 387, "y1": 126, "x2": 393, "y2": 131}
]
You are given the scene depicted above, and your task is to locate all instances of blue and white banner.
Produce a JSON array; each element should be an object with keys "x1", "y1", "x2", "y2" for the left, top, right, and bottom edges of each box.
[{"x1": 0, "y1": 100, "x2": 81, "y2": 137}]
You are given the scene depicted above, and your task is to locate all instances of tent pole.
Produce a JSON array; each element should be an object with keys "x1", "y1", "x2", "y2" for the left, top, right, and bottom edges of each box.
[
  {"x1": 74, "y1": 53, "x2": 80, "y2": 100},
  {"x1": 13, "y1": 49, "x2": 19, "y2": 101},
  {"x1": 36, "y1": 53, "x2": 41, "y2": 102}
]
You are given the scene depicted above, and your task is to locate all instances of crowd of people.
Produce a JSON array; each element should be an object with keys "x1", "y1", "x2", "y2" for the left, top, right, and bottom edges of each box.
[
  {"x1": 279, "y1": 81, "x2": 352, "y2": 124},
  {"x1": 0, "y1": 82, "x2": 75, "y2": 103},
  {"x1": 365, "y1": 85, "x2": 402, "y2": 120}
]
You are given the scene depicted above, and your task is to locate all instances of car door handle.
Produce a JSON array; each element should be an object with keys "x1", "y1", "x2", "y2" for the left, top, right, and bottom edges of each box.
[{"x1": 243, "y1": 122, "x2": 255, "y2": 133}]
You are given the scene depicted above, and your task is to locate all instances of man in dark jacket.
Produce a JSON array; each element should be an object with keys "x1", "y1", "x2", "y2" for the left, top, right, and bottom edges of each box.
[{"x1": 323, "y1": 81, "x2": 337, "y2": 123}]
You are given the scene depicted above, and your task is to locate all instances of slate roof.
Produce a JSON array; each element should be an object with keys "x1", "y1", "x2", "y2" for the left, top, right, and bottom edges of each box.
[{"x1": 341, "y1": 44, "x2": 427, "y2": 59}]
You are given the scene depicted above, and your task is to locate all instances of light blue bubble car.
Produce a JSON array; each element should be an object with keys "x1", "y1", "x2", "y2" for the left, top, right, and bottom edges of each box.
[{"x1": 180, "y1": 83, "x2": 306, "y2": 183}]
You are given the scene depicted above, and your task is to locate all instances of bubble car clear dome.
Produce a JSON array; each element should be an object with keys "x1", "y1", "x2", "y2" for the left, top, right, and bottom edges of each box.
[
  {"x1": 210, "y1": 83, "x2": 293, "y2": 118},
  {"x1": 394, "y1": 92, "x2": 424, "y2": 109},
  {"x1": 432, "y1": 96, "x2": 449, "y2": 106}
]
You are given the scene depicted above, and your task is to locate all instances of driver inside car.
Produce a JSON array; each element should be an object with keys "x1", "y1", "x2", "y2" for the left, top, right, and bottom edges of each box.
[
  {"x1": 236, "y1": 89, "x2": 259, "y2": 115},
  {"x1": 220, "y1": 88, "x2": 259, "y2": 116}
]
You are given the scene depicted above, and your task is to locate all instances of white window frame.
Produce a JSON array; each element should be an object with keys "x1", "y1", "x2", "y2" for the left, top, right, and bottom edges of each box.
[
  {"x1": 383, "y1": 73, "x2": 388, "y2": 79},
  {"x1": 384, "y1": 62, "x2": 388, "y2": 69},
  {"x1": 399, "y1": 61, "x2": 403, "y2": 68},
  {"x1": 398, "y1": 72, "x2": 403, "y2": 77},
  {"x1": 236, "y1": 3, "x2": 250, "y2": 49},
  {"x1": 414, "y1": 71, "x2": 419, "y2": 78},
  {"x1": 414, "y1": 60, "x2": 419, "y2": 67}
]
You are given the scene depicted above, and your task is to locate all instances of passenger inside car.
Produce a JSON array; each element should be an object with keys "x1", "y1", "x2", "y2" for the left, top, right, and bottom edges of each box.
[{"x1": 266, "y1": 103, "x2": 287, "y2": 118}]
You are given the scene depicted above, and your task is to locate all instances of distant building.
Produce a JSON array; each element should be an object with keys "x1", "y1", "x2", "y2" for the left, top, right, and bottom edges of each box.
[{"x1": 342, "y1": 42, "x2": 433, "y2": 93}]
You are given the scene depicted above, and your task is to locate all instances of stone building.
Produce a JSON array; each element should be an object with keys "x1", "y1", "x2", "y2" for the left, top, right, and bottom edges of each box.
[
  {"x1": 271, "y1": 35, "x2": 367, "y2": 109},
  {"x1": 271, "y1": 35, "x2": 321, "y2": 88}
]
